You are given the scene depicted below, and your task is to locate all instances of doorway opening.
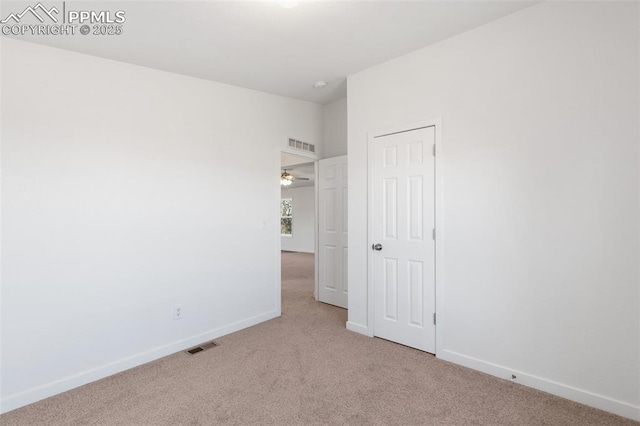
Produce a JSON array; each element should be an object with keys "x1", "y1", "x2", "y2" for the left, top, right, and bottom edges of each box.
[{"x1": 280, "y1": 152, "x2": 317, "y2": 311}]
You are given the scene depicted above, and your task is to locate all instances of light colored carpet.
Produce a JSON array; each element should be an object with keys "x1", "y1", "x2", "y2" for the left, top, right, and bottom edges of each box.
[{"x1": 1, "y1": 252, "x2": 636, "y2": 425}]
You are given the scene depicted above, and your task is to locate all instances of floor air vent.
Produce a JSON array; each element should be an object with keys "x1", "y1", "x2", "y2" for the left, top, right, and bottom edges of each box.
[{"x1": 185, "y1": 341, "x2": 218, "y2": 355}]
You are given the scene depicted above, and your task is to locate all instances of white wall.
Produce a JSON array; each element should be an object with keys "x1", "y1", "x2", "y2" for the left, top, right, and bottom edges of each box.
[
  {"x1": 281, "y1": 186, "x2": 315, "y2": 253},
  {"x1": 323, "y1": 97, "x2": 347, "y2": 158},
  {"x1": 347, "y1": 1, "x2": 639, "y2": 420},
  {"x1": 0, "y1": 39, "x2": 323, "y2": 412}
]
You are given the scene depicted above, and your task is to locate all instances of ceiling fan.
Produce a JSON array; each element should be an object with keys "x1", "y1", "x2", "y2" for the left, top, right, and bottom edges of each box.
[{"x1": 280, "y1": 169, "x2": 310, "y2": 186}]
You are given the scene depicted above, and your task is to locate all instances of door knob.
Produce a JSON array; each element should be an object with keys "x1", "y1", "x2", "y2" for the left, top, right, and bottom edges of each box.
[{"x1": 372, "y1": 243, "x2": 383, "y2": 251}]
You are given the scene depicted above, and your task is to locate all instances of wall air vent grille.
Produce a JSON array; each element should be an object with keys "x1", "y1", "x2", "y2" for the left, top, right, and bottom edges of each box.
[{"x1": 288, "y1": 138, "x2": 315, "y2": 153}]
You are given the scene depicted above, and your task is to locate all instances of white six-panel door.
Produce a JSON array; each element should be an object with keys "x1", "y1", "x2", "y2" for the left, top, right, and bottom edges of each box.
[
  {"x1": 372, "y1": 127, "x2": 435, "y2": 353},
  {"x1": 318, "y1": 155, "x2": 348, "y2": 309}
]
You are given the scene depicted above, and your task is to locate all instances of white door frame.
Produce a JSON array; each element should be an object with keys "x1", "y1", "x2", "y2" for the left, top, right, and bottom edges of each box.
[
  {"x1": 367, "y1": 118, "x2": 444, "y2": 354},
  {"x1": 314, "y1": 160, "x2": 319, "y2": 300}
]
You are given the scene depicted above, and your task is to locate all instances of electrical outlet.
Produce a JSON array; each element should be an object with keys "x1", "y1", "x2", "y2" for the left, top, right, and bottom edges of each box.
[{"x1": 173, "y1": 305, "x2": 183, "y2": 320}]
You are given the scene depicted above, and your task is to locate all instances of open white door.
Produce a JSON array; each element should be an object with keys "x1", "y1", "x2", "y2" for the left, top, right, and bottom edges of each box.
[
  {"x1": 371, "y1": 126, "x2": 435, "y2": 353},
  {"x1": 318, "y1": 155, "x2": 348, "y2": 309}
]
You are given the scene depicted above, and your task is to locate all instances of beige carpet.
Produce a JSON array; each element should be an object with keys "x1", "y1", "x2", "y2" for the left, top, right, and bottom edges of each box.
[{"x1": 1, "y1": 252, "x2": 636, "y2": 425}]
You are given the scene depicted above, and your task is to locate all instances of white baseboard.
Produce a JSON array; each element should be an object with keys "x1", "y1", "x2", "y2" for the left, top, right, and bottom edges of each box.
[
  {"x1": 346, "y1": 321, "x2": 370, "y2": 336},
  {"x1": 439, "y1": 349, "x2": 640, "y2": 422},
  {"x1": 0, "y1": 310, "x2": 280, "y2": 415}
]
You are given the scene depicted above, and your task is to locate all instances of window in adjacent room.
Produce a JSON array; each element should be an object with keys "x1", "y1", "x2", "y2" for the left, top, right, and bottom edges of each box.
[{"x1": 281, "y1": 198, "x2": 293, "y2": 236}]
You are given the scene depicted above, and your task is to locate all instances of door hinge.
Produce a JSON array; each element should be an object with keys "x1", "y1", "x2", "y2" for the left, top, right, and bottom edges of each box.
[
  {"x1": 432, "y1": 144, "x2": 436, "y2": 156},
  {"x1": 433, "y1": 313, "x2": 436, "y2": 325},
  {"x1": 432, "y1": 228, "x2": 435, "y2": 240}
]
